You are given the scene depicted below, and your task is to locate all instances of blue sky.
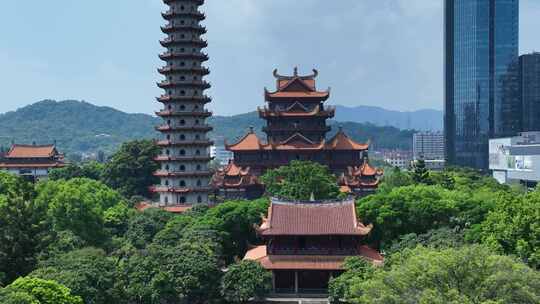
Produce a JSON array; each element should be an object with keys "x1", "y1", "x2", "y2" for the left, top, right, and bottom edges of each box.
[{"x1": 1, "y1": 0, "x2": 539, "y2": 116}]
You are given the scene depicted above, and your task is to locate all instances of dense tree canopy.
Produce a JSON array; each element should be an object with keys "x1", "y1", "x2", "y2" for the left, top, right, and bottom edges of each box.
[
  {"x1": 221, "y1": 260, "x2": 272, "y2": 303},
  {"x1": 478, "y1": 190, "x2": 540, "y2": 269},
  {"x1": 49, "y1": 162, "x2": 104, "y2": 181},
  {"x1": 348, "y1": 246, "x2": 540, "y2": 304},
  {"x1": 101, "y1": 139, "x2": 160, "y2": 198},
  {"x1": 0, "y1": 277, "x2": 83, "y2": 304},
  {"x1": 0, "y1": 195, "x2": 52, "y2": 286},
  {"x1": 261, "y1": 160, "x2": 340, "y2": 200},
  {"x1": 30, "y1": 248, "x2": 119, "y2": 304}
]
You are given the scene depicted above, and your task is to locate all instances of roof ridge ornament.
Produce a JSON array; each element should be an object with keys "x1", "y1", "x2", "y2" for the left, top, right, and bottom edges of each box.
[{"x1": 273, "y1": 68, "x2": 319, "y2": 80}]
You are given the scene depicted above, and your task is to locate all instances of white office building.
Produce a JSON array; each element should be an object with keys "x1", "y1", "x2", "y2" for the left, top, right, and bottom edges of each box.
[{"x1": 489, "y1": 132, "x2": 540, "y2": 187}]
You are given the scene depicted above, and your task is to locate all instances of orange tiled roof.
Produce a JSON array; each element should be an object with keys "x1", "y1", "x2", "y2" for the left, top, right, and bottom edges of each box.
[
  {"x1": 211, "y1": 161, "x2": 261, "y2": 189},
  {"x1": 270, "y1": 133, "x2": 325, "y2": 150},
  {"x1": 326, "y1": 131, "x2": 369, "y2": 151},
  {"x1": 257, "y1": 199, "x2": 372, "y2": 236},
  {"x1": 244, "y1": 245, "x2": 383, "y2": 269},
  {"x1": 266, "y1": 68, "x2": 330, "y2": 101},
  {"x1": 225, "y1": 131, "x2": 265, "y2": 151},
  {"x1": 6, "y1": 144, "x2": 58, "y2": 159}
]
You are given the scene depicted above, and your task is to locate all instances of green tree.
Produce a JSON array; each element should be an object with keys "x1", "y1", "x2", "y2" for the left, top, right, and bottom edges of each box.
[
  {"x1": 0, "y1": 195, "x2": 52, "y2": 285},
  {"x1": 261, "y1": 160, "x2": 340, "y2": 200},
  {"x1": 348, "y1": 246, "x2": 540, "y2": 304},
  {"x1": 101, "y1": 140, "x2": 160, "y2": 198},
  {"x1": 479, "y1": 189, "x2": 540, "y2": 269},
  {"x1": 221, "y1": 260, "x2": 271, "y2": 303},
  {"x1": 357, "y1": 184, "x2": 460, "y2": 247},
  {"x1": 49, "y1": 161, "x2": 104, "y2": 181},
  {"x1": 124, "y1": 208, "x2": 174, "y2": 249},
  {"x1": 35, "y1": 178, "x2": 126, "y2": 245},
  {"x1": 0, "y1": 171, "x2": 34, "y2": 201},
  {"x1": 0, "y1": 277, "x2": 82, "y2": 304},
  {"x1": 328, "y1": 257, "x2": 374, "y2": 303},
  {"x1": 410, "y1": 159, "x2": 431, "y2": 184},
  {"x1": 378, "y1": 167, "x2": 413, "y2": 192},
  {"x1": 30, "y1": 248, "x2": 119, "y2": 304}
]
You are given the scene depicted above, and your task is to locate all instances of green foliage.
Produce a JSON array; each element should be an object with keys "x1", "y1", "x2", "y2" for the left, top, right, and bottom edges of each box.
[
  {"x1": 0, "y1": 171, "x2": 35, "y2": 201},
  {"x1": 347, "y1": 246, "x2": 540, "y2": 304},
  {"x1": 378, "y1": 167, "x2": 414, "y2": 192},
  {"x1": 221, "y1": 260, "x2": 272, "y2": 303},
  {"x1": 49, "y1": 161, "x2": 104, "y2": 181},
  {"x1": 124, "y1": 208, "x2": 174, "y2": 249},
  {"x1": 30, "y1": 248, "x2": 119, "y2": 304},
  {"x1": 386, "y1": 227, "x2": 465, "y2": 255},
  {"x1": 0, "y1": 277, "x2": 82, "y2": 304},
  {"x1": 0, "y1": 100, "x2": 161, "y2": 156},
  {"x1": 101, "y1": 139, "x2": 160, "y2": 198},
  {"x1": 410, "y1": 159, "x2": 431, "y2": 184},
  {"x1": 0, "y1": 195, "x2": 52, "y2": 285},
  {"x1": 358, "y1": 185, "x2": 462, "y2": 247},
  {"x1": 478, "y1": 189, "x2": 540, "y2": 269},
  {"x1": 261, "y1": 161, "x2": 340, "y2": 200},
  {"x1": 35, "y1": 178, "x2": 126, "y2": 245},
  {"x1": 328, "y1": 257, "x2": 374, "y2": 303}
]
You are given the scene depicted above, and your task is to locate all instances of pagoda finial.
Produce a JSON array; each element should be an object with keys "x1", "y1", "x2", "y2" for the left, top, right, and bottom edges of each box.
[
  {"x1": 249, "y1": 126, "x2": 254, "y2": 133},
  {"x1": 294, "y1": 66, "x2": 299, "y2": 77}
]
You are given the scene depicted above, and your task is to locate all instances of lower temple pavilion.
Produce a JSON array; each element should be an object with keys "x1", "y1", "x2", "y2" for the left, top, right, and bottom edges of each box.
[
  {"x1": 244, "y1": 197, "x2": 383, "y2": 294},
  {"x1": 212, "y1": 68, "x2": 382, "y2": 199}
]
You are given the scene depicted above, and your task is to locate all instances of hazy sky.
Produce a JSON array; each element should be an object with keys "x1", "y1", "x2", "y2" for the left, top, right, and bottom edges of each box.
[{"x1": 1, "y1": 0, "x2": 539, "y2": 116}]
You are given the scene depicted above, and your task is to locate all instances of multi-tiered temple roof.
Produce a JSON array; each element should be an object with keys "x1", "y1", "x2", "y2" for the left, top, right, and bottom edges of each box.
[
  {"x1": 244, "y1": 198, "x2": 382, "y2": 293},
  {"x1": 212, "y1": 68, "x2": 381, "y2": 199}
]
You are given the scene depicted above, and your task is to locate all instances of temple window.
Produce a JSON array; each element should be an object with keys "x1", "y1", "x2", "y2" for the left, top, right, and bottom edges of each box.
[
  {"x1": 180, "y1": 90, "x2": 186, "y2": 96},
  {"x1": 164, "y1": 197, "x2": 168, "y2": 204},
  {"x1": 180, "y1": 119, "x2": 186, "y2": 125},
  {"x1": 165, "y1": 180, "x2": 169, "y2": 186},
  {"x1": 180, "y1": 197, "x2": 186, "y2": 204},
  {"x1": 180, "y1": 165, "x2": 185, "y2": 171},
  {"x1": 196, "y1": 150, "x2": 201, "y2": 155},
  {"x1": 180, "y1": 134, "x2": 186, "y2": 140},
  {"x1": 180, "y1": 180, "x2": 186, "y2": 187},
  {"x1": 197, "y1": 196, "x2": 202, "y2": 203},
  {"x1": 180, "y1": 150, "x2": 186, "y2": 155},
  {"x1": 196, "y1": 164, "x2": 201, "y2": 170},
  {"x1": 195, "y1": 119, "x2": 200, "y2": 125},
  {"x1": 180, "y1": 105, "x2": 186, "y2": 110},
  {"x1": 197, "y1": 180, "x2": 202, "y2": 186}
]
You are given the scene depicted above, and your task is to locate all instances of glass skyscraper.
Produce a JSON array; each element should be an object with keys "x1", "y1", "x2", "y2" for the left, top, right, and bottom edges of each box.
[
  {"x1": 444, "y1": 0, "x2": 519, "y2": 170},
  {"x1": 520, "y1": 53, "x2": 540, "y2": 132}
]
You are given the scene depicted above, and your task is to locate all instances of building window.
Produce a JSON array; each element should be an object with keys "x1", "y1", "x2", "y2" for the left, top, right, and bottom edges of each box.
[
  {"x1": 180, "y1": 134, "x2": 186, "y2": 140},
  {"x1": 197, "y1": 196, "x2": 202, "y2": 203},
  {"x1": 196, "y1": 150, "x2": 201, "y2": 155},
  {"x1": 180, "y1": 90, "x2": 186, "y2": 96},
  {"x1": 166, "y1": 149, "x2": 170, "y2": 155},
  {"x1": 180, "y1": 165, "x2": 185, "y2": 171},
  {"x1": 180, "y1": 119, "x2": 186, "y2": 125},
  {"x1": 195, "y1": 135, "x2": 200, "y2": 140},
  {"x1": 197, "y1": 180, "x2": 202, "y2": 186},
  {"x1": 195, "y1": 119, "x2": 199, "y2": 125},
  {"x1": 180, "y1": 197, "x2": 186, "y2": 204},
  {"x1": 164, "y1": 197, "x2": 168, "y2": 204},
  {"x1": 180, "y1": 150, "x2": 186, "y2": 156},
  {"x1": 196, "y1": 164, "x2": 201, "y2": 170},
  {"x1": 180, "y1": 105, "x2": 186, "y2": 110},
  {"x1": 180, "y1": 180, "x2": 186, "y2": 187},
  {"x1": 165, "y1": 180, "x2": 169, "y2": 186}
]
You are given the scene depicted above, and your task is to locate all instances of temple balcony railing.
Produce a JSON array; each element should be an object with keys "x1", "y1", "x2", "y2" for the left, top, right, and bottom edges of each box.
[
  {"x1": 268, "y1": 247, "x2": 359, "y2": 256},
  {"x1": 156, "y1": 109, "x2": 212, "y2": 117},
  {"x1": 158, "y1": 50, "x2": 209, "y2": 61},
  {"x1": 156, "y1": 94, "x2": 212, "y2": 103},
  {"x1": 160, "y1": 23, "x2": 206, "y2": 34},
  {"x1": 157, "y1": 66, "x2": 210, "y2": 76},
  {"x1": 159, "y1": 37, "x2": 208, "y2": 48},
  {"x1": 262, "y1": 126, "x2": 331, "y2": 133},
  {"x1": 161, "y1": 9, "x2": 205, "y2": 20}
]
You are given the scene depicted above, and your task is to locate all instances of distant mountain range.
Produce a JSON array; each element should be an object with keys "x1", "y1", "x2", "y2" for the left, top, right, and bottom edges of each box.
[
  {"x1": 0, "y1": 100, "x2": 436, "y2": 156},
  {"x1": 334, "y1": 105, "x2": 443, "y2": 131}
]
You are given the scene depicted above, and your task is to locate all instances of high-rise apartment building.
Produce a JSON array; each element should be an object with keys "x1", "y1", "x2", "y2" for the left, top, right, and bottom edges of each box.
[
  {"x1": 413, "y1": 132, "x2": 445, "y2": 161},
  {"x1": 520, "y1": 52, "x2": 540, "y2": 132},
  {"x1": 444, "y1": 0, "x2": 519, "y2": 170}
]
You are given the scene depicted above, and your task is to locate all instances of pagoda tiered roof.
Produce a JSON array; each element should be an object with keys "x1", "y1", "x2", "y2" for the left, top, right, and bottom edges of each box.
[
  {"x1": 265, "y1": 68, "x2": 330, "y2": 102},
  {"x1": 258, "y1": 103, "x2": 335, "y2": 118},
  {"x1": 211, "y1": 161, "x2": 261, "y2": 188},
  {"x1": 225, "y1": 129, "x2": 369, "y2": 152},
  {"x1": 339, "y1": 161, "x2": 383, "y2": 190},
  {"x1": 256, "y1": 198, "x2": 373, "y2": 236}
]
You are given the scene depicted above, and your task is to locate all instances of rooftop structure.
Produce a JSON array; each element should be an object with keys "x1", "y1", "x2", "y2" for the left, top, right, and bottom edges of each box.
[
  {"x1": 244, "y1": 198, "x2": 382, "y2": 295},
  {"x1": 0, "y1": 144, "x2": 65, "y2": 181},
  {"x1": 152, "y1": 0, "x2": 214, "y2": 206},
  {"x1": 212, "y1": 69, "x2": 381, "y2": 199}
]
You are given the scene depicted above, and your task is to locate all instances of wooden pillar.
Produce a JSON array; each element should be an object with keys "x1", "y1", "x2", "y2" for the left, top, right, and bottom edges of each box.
[
  {"x1": 271, "y1": 271, "x2": 276, "y2": 293},
  {"x1": 294, "y1": 271, "x2": 299, "y2": 294}
]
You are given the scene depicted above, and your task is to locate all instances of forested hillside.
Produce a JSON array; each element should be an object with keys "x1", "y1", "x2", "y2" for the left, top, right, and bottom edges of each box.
[{"x1": 0, "y1": 100, "x2": 415, "y2": 156}]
